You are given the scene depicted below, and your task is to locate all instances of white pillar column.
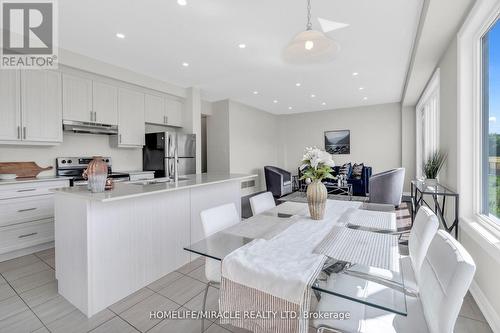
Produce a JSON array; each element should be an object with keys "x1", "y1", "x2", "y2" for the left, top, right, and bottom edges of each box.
[{"x1": 183, "y1": 87, "x2": 202, "y2": 173}]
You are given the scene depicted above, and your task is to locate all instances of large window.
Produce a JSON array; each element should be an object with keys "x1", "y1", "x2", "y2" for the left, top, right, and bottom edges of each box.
[
  {"x1": 416, "y1": 70, "x2": 440, "y2": 178},
  {"x1": 482, "y1": 17, "x2": 500, "y2": 220}
]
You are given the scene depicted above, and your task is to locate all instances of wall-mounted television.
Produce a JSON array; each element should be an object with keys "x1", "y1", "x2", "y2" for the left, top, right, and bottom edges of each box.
[{"x1": 324, "y1": 130, "x2": 350, "y2": 155}]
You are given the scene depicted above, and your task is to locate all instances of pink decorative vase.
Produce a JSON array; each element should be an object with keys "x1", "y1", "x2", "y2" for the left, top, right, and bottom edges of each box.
[
  {"x1": 83, "y1": 156, "x2": 108, "y2": 193},
  {"x1": 307, "y1": 180, "x2": 327, "y2": 220}
]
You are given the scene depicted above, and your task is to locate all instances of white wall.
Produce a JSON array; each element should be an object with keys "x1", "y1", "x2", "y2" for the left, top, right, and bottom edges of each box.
[
  {"x1": 0, "y1": 133, "x2": 142, "y2": 174},
  {"x1": 437, "y1": 37, "x2": 459, "y2": 189},
  {"x1": 421, "y1": 24, "x2": 500, "y2": 330},
  {"x1": 207, "y1": 100, "x2": 278, "y2": 192},
  {"x1": 278, "y1": 103, "x2": 402, "y2": 175},
  {"x1": 207, "y1": 100, "x2": 230, "y2": 174},
  {"x1": 228, "y1": 101, "x2": 278, "y2": 191},
  {"x1": 401, "y1": 105, "x2": 416, "y2": 191}
]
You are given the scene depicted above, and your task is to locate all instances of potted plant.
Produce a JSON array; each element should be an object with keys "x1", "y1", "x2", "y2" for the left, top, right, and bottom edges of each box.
[
  {"x1": 423, "y1": 150, "x2": 447, "y2": 184},
  {"x1": 300, "y1": 147, "x2": 335, "y2": 220}
]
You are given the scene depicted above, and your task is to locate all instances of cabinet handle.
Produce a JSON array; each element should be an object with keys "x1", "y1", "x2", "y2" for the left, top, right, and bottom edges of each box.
[
  {"x1": 17, "y1": 188, "x2": 36, "y2": 192},
  {"x1": 18, "y1": 232, "x2": 37, "y2": 239},
  {"x1": 94, "y1": 111, "x2": 97, "y2": 122},
  {"x1": 165, "y1": 116, "x2": 168, "y2": 124},
  {"x1": 18, "y1": 207, "x2": 37, "y2": 212},
  {"x1": 23, "y1": 127, "x2": 26, "y2": 139},
  {"x1": 17, "y1": 126, "x2": 20, "y2": 139},
  {"x1": 119, "y1": 134, "x2": 122, "y2": 143}
]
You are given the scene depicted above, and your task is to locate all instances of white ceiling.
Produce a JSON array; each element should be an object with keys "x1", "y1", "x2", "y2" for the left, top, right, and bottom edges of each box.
[{"x1": 59, "y1": 0, "x2": 423, "y2": 114}]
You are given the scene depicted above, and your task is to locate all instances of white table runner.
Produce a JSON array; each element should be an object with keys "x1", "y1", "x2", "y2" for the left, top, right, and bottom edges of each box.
[{"x1": 220, "y1": 200, "x2": 361, "y2": 333}]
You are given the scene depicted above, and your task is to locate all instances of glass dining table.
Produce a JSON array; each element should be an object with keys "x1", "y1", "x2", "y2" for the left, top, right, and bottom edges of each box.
[{"x1": 183, "y1": 201, "x2": 408, "y2": 316}]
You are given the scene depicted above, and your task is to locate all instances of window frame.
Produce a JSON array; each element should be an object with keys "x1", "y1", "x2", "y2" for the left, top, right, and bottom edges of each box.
[{"x1": 477, "y1": 13, "x2": 500, "y2": 230}]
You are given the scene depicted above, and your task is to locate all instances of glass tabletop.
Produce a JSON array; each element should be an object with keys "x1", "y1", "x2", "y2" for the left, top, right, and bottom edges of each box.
[
  {"x1": 411, "y1": 179, "x2": 458, "y2": 196},
  {"x1": 184, "y1": 201, "x2": 407, "y2": 316}
]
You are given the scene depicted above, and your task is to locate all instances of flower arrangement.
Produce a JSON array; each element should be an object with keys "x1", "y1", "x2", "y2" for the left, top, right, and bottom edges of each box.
[{"x1": 299, "y1": 147, "x2": 335, "y2": 182}]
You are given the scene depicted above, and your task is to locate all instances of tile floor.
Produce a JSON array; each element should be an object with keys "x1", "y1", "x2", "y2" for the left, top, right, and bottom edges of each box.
[
  {"x1": 0, "y1": 213, "x2": 494, "y2": 333},
  {"x1": 0, "y1": 248, "x2": 494, "y2": 333}
]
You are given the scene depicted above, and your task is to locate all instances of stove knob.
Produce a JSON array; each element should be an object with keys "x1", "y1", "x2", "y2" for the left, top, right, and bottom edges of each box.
[
  {"x1": 105, "y1": 159, "x2": 109, "y2": 163},
  {"x1": 61, "y1": 160, "x2": 66, "y2": 164},
  {"x1": 67, "y1": 159, "x2": 72, "y2": 164}
]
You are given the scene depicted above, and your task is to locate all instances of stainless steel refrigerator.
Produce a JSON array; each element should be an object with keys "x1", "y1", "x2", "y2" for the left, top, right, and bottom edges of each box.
[{"x1": 143, "y1": 132, "x2": 196, "y2": 179}]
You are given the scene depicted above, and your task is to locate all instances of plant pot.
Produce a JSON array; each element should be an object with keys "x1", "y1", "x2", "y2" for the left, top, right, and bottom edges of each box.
[
  {"x1": 424, "y1": 178, "x2": 438, "y2": 186},
  {"x1": 307, "y1": 180, "x2": 327, "y2": 220}
]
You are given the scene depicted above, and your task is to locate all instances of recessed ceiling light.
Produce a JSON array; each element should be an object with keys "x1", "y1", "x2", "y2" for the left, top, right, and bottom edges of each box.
[
  {"x1": 238, "y1": 43, "x2": 246, "y2": 49},
  {"x1": 359, "y1": 87, "x2": 365, "y2": 90},
  {"x1": 182, "y1": 62, "x2": 189, "y2": 67},
  {"x1": 116, "y1": 33, "x2": 125, "y2": 39},
  {"x1": 177, "y1": 0, "x2": 187, "y2": 6},
  {"x1": 295, "y1": 83, "x2": 301, "y2": 87},
  {"x1": 363, "y1": 97, "x2": 368, "y2": 100},
  {"x1": 253, "y1": 91, "x2": 259, "y2": 95},
  {"x1": 288, "y1": 106, "x2": 293, "y2": 110},
  {"x1": 273, "y1": 100, "x2": 278, "y2": 104},
  {"x1": 310, "y1": 94, "x2": 316, "y2": 98},
  {"x1": 322, "y1": 102, "x2": 327, "y2": 105},
  {"x1": 352, "y1": 72, "x2": 359, "y2": 76}
]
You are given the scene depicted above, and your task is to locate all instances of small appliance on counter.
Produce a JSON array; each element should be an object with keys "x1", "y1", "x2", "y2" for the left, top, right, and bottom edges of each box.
[
  {"x1": 56, "y1": 157, "x2": 130, "y2": 186},
  {"x1": 142, "y1": 132, "x2": 196, "y2": 179}
]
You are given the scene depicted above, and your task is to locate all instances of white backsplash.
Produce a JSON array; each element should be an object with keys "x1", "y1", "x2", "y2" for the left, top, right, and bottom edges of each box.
[{"x1": 0, "y1": 132, "x2": 142, "y2": 175}]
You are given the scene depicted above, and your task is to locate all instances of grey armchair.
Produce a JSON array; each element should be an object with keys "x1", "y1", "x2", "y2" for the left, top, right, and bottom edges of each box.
[
  {"x1": 264, "y1": 166, "x2": 293, "y2": 198},
  {"x1": 369, "y1": 168, "x2": 405, "y2": 207}
]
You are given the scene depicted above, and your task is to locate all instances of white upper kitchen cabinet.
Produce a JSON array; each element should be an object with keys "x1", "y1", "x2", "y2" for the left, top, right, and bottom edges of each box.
[
  {"x1": 145, "y1": 93, "x2": 166, "y2": 125},
  {"x1": 0, "y1": 71, "x2": 21, "y2": 142},
  {"x1": 114, "y1": 88, "x2": 145, "y2": 147},
  {"x1": 20, "y1": 71, "x2": 63, "y2": 143},
  {"x1": 62, "y1": 73, "x2": 92, "y2": 123},
  {"x1": 93, "y1": 81, "x2": 118, "y2": 125},
  {"x1": 165, "y1": 98, "x2": 183, "y2": 127}
]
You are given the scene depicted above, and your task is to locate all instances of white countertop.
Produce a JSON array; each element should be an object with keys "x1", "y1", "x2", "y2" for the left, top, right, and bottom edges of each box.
[
  {"x1": 53, "y1": 173, "x2": 257, "y2": 202},
  {"x1": 0, "y1": 175, "x2": 72, "y2": 185}
]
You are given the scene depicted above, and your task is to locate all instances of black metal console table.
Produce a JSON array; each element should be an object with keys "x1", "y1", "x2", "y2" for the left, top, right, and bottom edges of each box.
[{"x1": 411, "y1": 180, "x2": 459, "y2": 238}]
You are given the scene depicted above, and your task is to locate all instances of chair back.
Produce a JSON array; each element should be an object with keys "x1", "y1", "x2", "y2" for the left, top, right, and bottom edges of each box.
[
  {"x1": 409, "y1": 206, "x2": 439, "y2": 281},
  {"x1": 200, "y1": 203, "x2": 240, "y2": 283},
  {"x1": 368, "y1": 168, "x2": 405, "y2": 206},
  {"x1": 249, "y1": 192, "x2": 276, "y2": 215},
  {"x1": 200, "y1": 203, "x2": 240, "y2": 237},
  {"x1": 419, "y1": 230, "x2": 476, "y2": 333}
]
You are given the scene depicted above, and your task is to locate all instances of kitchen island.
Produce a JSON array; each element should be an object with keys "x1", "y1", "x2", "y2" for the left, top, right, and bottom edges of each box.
[{"x1": 53, "y1": 173, "x2": 256, "y2": 317}]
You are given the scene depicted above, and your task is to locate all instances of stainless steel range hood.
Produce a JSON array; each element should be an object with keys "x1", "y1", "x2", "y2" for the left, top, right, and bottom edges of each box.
[{"x1": 63, "y1": 120, "x2": 118, "y2": 135}]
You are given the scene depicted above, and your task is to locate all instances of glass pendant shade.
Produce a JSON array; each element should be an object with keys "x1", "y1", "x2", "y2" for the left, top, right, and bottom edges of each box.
[{"x1": 283, "y1": 29, "x2": 340, "y2": 64}]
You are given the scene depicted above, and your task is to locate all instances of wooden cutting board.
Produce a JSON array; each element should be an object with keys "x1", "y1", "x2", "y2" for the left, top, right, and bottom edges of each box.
[{"x1": 0, "y1": 162, "x2": 53, "y2": 178}]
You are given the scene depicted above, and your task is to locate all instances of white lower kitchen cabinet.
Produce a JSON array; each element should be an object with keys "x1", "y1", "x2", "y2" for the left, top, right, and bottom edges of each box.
[{"x1": 0, "y1": 178, "x2": 69, "y2": 261}]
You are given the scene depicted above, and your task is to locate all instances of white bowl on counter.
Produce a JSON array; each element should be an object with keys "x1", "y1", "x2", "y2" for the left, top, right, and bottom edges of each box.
[{"x1": 0, "y1": 174, "x2": 17, "y2": 180}]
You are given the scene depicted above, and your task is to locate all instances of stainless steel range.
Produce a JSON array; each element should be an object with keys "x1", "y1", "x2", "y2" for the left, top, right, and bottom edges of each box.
[{"x1": 56, "y1": 157, "x2": 129, "y2": 186}]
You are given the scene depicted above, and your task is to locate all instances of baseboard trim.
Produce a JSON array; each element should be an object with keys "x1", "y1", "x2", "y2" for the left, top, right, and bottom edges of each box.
[
  {"x1": 0, "y1": 241, "x2": 54, "y2": 262},
  {"x1": 469, "y1": 279, "x2": 500, "y2": 333}
]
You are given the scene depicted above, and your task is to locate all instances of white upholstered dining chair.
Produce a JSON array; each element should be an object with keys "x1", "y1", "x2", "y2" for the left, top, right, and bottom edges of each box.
[
  {"x1": 199, "y1": 203, "x2": 240, "y2": 332},
  {"x1": 401, "y1": 206, "x2": 439, "y2": 293},
  {"x1": 249, "y1": 191, "x2": 276, "y2": 216},
  {"x1": 313, "y1": 230, "x2": 476, "y2": 333}
]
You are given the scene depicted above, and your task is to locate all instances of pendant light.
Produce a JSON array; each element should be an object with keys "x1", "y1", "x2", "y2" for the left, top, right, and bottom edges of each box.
[{"x1": 283, "y1": 0, "x2": 340, "y2": 64}]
